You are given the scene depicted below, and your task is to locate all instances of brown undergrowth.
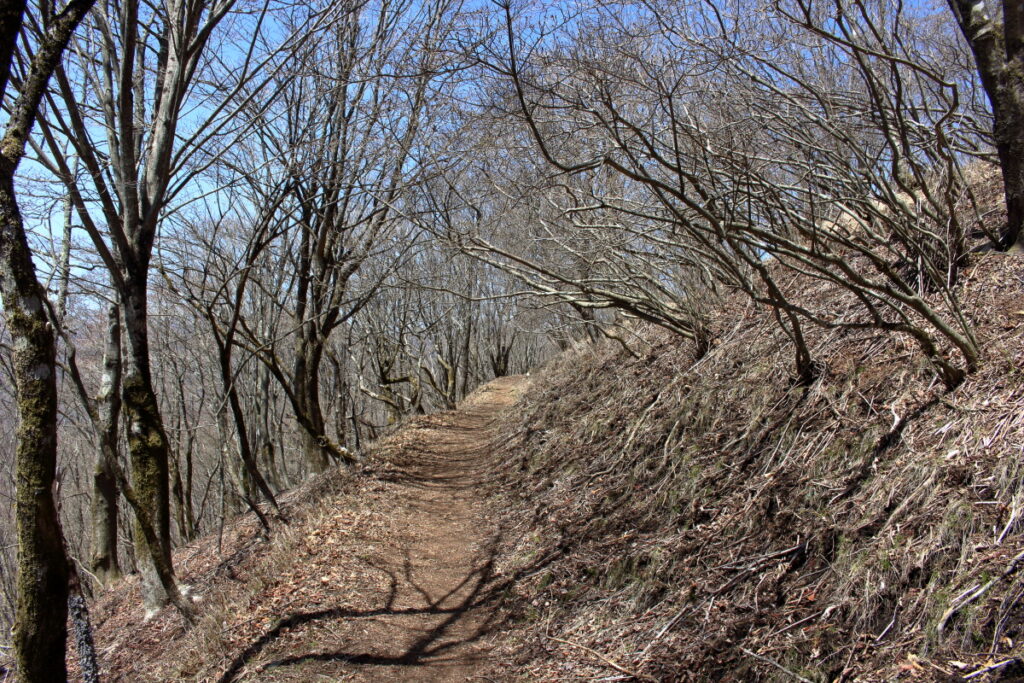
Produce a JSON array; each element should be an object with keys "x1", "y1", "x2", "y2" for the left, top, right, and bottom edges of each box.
[
  {"x1": 481, "y1": 252, "x2": 1024, "y2": 681},
  {"x1": 73, "y1": 377, "x2": 528, "y2": 681},
  {"x1": 60, "y1": 168, "x2": 1024, "y2": 682}
]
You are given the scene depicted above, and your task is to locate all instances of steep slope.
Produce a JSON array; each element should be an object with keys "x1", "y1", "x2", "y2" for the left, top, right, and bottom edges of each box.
[{"x1": 480, "y1": 253, "x2": 1024, "y2": 681}]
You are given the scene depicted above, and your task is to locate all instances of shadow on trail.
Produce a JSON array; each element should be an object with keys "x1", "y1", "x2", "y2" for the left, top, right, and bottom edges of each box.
[
  {"x1": 216, "y1": 535, "x2": 567, "y2": 682},
  {"x1": 217, "y1": 542, "x2": 497, "y2": 682},
  {"x1": 217, "y1": 379, "x2": 537, "y2": 682},
  {"x1": 216, "y1": 525, "x2": 574, "y2": 683}
]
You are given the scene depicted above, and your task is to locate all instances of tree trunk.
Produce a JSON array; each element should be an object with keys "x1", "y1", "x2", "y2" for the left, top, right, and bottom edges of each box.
[
  {"x1": 67, "y1": 564, "x2": 100, "y2": 683},
  {"x1": 459, "y1": 312, "x2": 473, "y2": 399},
  {"x1": 119, "y1": 280, "x2": 174, "y2": 614},
  {"x1": 254, "y1": 365, "x2": 282, "y2": 490},
  {"x1": 170, "y1": 384, "x2": 196, "y2": 542},
  {"x1": 0, "y1": 170, "x2": 70, "y2": 682},
  {"x1": 994, "y1": 113, "x2": 1024, "y2": 250},
  {"x1": 948, "y1": 0, "x2": 1024, "y2": 249},
  {"x1": 295, "y1": 342, "x2": 331, "y2": 473},
  {"x1": 92, "y1": 305, "x2": 122, "y2": 585},
  {"x1": 91, "y1": 463, "x2": 120, "y2": 584},
  {"x1": 0, "y1": 1, "x2": 103, "y2": 671},
  {"x1": 213, "y1": 334, "x2": 283, "y2": 515},
  {"x1": 170, "y1": 446, "x2": 194, "y2": 543}
]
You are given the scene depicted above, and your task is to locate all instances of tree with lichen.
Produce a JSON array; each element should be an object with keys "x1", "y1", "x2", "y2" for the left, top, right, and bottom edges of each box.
[
  {"x1": 0, "y1": 0, "x2": 98, "y2": 678},
  {"x1": 31, "y1": 0, "x2": 286, "y2": 614},
  {"x1": 57, "y1": 303, "x2": 124, "y2": 586}
]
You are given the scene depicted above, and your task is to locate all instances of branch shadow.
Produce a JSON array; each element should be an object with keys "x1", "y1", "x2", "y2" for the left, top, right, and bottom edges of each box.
[
  {"x1": 216, "y1": 529, "x2": 566, "y2": 682},
  {"x1": 217, "y1": 389, "x2": 543, "y2": 681}
]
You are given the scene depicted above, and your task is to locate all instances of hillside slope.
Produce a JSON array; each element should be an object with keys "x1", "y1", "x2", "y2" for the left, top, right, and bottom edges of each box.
[
  {"x1": 479, "y1": 252, "x2": 1024, "y2": 681},
  {"x1": 81, "y1": 377, "x2": 527, "y2": 681},
  {"x1": 79, "y1": 254, "x2": 1024, "y2": 682}
]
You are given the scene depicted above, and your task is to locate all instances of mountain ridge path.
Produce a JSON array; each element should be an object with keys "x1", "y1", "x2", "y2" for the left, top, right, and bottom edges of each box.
[{"x1": 228, "y1": 374, "x2": 529, "y2": 682}]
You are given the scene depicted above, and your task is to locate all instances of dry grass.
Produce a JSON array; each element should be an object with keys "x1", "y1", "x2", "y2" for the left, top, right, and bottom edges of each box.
[
  {"x1": 74, "y1": 465, "x2": 397, "y2": 681},
  {"x1": 481, "y1": 251, "x2": 1024, "y2": 681},
  {"x1": 58, "y1": 164, "x2": 1024, "y2": 681}
]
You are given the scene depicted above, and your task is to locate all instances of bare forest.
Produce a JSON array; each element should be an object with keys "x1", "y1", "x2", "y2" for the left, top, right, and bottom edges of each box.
[{"x1": 0, "y1": 0, "x2": 1022, "y2": 679}]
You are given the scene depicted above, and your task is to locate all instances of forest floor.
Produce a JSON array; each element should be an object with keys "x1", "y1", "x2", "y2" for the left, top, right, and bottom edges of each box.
[
  {"x1": 318, "y1": 374, "x2": 529, "y2": 681},
  {"x1": 85, "y1": 375, "x2": 529, "y2": 682},
  {"x1": 77, "y1": 250, "x2": 1024, "y2": 682}
]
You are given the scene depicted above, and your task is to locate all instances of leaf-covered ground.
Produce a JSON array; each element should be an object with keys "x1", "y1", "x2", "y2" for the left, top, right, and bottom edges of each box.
[
  {"x1": 77, "y1": 252, "x2": 1024, "y2": 682},
  {"x1": 479, "y1": 252, "x2": 1024, "y2": 682},
  {"x1": 80, "y1": 376, "x2": 528, "y2": 681}
]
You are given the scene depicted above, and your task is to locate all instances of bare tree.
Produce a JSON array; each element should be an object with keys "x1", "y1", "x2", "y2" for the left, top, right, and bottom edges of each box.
[
  {"x1": 468, "y1": 0, "x2": 980, "y2": 386},
  {"x1": 54, "y1": 302, "x2": 124, "y2": 586},
  {"x1": 160, "y1": 208, "x2": 287, "y2": 526},
  {"x1": 221, "y1": 0, "x2": 463, "y2": 472},
  {"x1": 0, "y1": 0, "x2": 97, "y2": 676},
  {"x1": 30, "y1": 0, "x2": 307, "y2": 613}
]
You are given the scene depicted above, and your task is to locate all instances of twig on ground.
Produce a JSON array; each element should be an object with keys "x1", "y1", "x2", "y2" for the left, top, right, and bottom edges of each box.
[
  {"x1": 762, "y1": 610, "x2": 825, "y2": 640},
  {"x1": 964, "y1": 658, "x2": 1018, "y2": 679},
  {"x1": 640, "y1": 603, "x2": 693, "y2": 658},
  {"x1": 937, "y1": 549, "x2": 1024, "y2": 636},
  {"x1": 874, "y1": 603, "x2": 899, "y2": 643},
  {"x1": 546, "y1": 635, "x2": 655, "y2": 681},
  {"x1": 740, "y1": 647, "x2": 814, "y2": 683},
  {"x1": 713, "y1": 542, "x2": 805, "y2": 596}
]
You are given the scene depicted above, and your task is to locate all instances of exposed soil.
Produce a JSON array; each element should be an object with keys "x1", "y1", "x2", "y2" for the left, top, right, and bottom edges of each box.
[
  {"x1": 83, "y1": 375, "x2": 528, "y2": 682},
  {"x1": 80, "y1": 248, "x2": 1024, "y2": 683},
  {"x1": 327, "y1": 375, "x2": 528, "y2": 682}
]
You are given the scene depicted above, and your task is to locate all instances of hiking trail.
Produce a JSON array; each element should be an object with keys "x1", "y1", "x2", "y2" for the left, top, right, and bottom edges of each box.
[{"x1": 224, "y1": 375, "x2": 527, "y2": 682}]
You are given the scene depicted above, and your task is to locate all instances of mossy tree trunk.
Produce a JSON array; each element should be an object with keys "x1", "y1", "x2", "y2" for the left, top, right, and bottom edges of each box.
[
  {"x1": 30, "y1": 0, "x2": 250, "y2": 615},
  {"x1": 0, "y1": 0, "x2": 99, "y2": 677},
  {"x1": 120, "y1": 277, "x2": 174, "y2": 612},
  {"x1": 0, "y1": 169, "x2": 69, "y2": 680},
  {"x1": 91, "y1": 459, "x2": 120, "y2": 584}
]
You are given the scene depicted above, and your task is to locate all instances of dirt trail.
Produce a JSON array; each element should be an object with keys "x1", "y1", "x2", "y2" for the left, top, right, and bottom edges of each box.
[
  {"x1": 339, "y1": 375, "x2": 526, "y2": 681},
  {"x1": 87, "y1": 376, "x2": 529, "y2": 683},
  {"x1": 236, "y1": 375, "x2": 528, "y2": 682}
]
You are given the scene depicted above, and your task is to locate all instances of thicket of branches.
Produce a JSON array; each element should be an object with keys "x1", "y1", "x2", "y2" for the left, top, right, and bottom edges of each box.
[
  {"x1": 454, "y1": 0, "x2": 999, "y2": 387},
  {"x1": 0, "y1": 0, "x2": 1020, "y2": 676}
]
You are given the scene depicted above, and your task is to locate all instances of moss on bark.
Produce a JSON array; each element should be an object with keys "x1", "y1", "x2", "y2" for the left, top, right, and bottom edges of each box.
[
  {"x1": 1, "y1": 172, "x2": 69, "y2": 682},
  {"x1": 122, "y1": 370, "x2": 173, "y2": 610}
]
